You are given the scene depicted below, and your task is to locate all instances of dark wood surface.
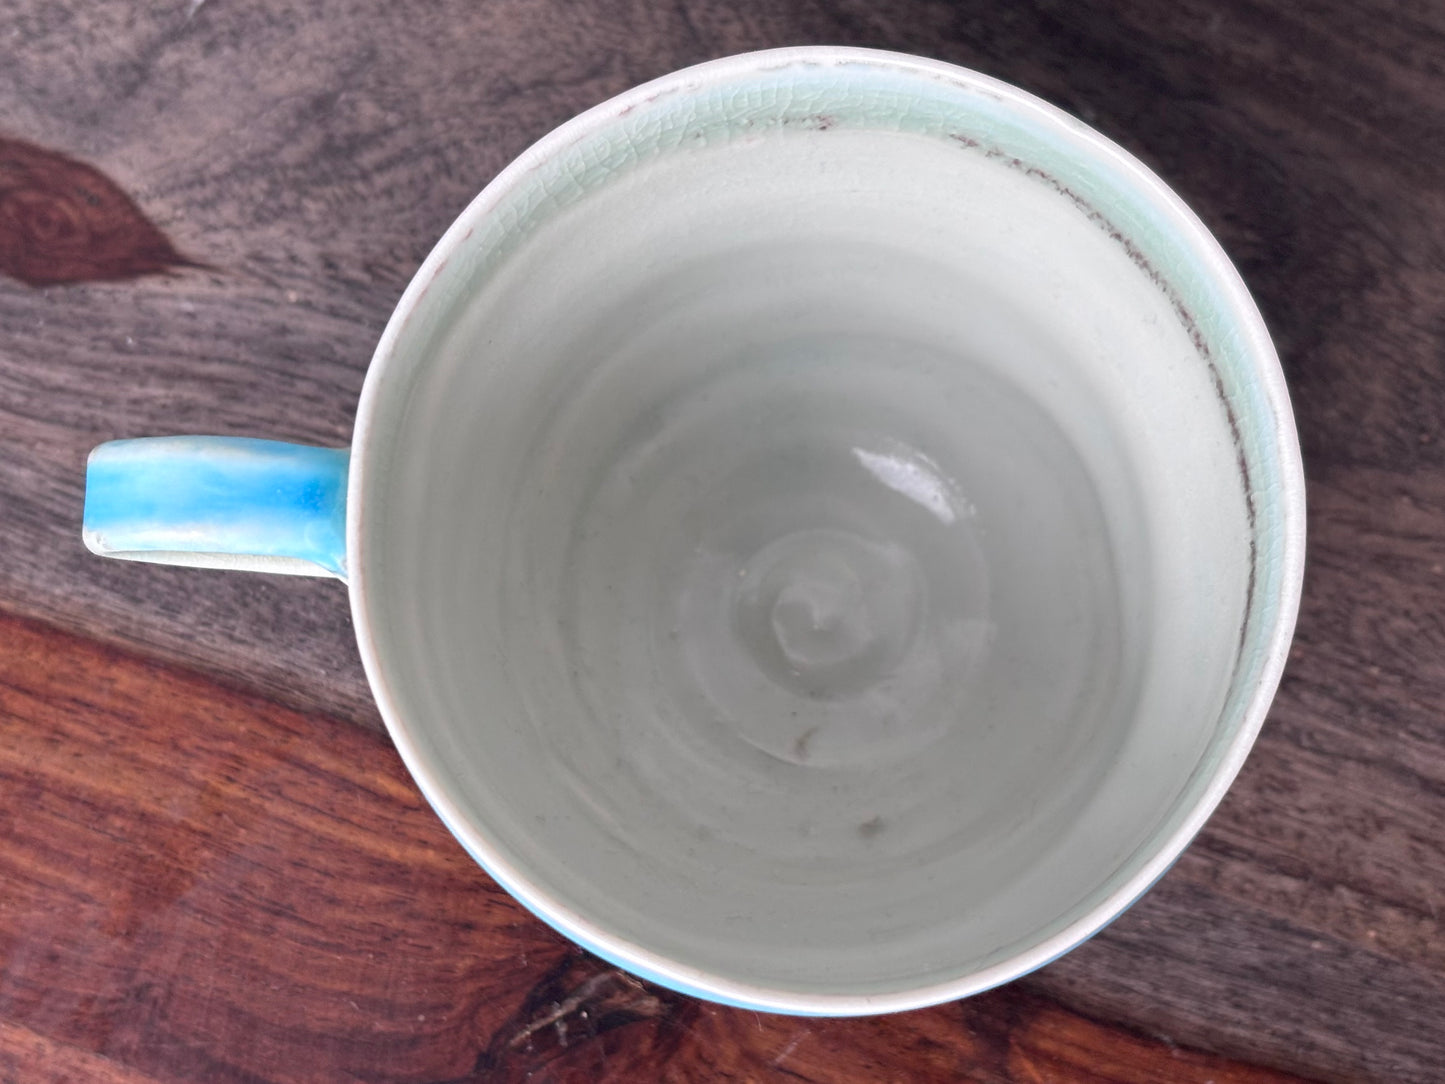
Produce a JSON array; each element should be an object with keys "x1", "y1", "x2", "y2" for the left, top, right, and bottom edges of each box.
[{"x1": 1, "y1": 1, "x2": 1441, "y2": 1080}]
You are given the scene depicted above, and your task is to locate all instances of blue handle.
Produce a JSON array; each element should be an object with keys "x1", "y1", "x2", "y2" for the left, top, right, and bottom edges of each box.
[{"x1": 83, "y1": 437, "x2": 350, "y2": 579}]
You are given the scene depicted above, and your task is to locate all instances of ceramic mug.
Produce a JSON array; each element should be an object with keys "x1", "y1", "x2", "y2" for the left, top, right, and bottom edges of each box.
[{"x1": 83, "y1": 47, "x2": 1305, "y2": 1015}]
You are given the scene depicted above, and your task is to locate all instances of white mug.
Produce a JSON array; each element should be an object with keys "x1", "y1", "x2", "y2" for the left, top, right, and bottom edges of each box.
[{"x1": 83, "y1": 47, "x2": 1305, "y2": 1015}]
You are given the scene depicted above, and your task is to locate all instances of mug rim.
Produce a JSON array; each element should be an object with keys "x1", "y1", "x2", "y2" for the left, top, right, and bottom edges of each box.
[{"x1": 346, "y1": 45, "x2": 1306, "y2": 1015}]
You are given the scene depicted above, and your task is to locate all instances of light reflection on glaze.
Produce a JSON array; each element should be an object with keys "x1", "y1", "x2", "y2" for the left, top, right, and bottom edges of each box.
[{"x1": 852, "y1": 444, "x2": 973, "y2": 525}]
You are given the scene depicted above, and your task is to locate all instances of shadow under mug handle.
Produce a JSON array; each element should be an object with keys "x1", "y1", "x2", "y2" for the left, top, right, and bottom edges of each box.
[{"x1": 82, "y1": 437, "x2": 350, "y2": 580}]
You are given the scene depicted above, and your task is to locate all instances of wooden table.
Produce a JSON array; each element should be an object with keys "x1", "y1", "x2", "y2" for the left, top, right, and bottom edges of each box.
[{"x1": 2, "y1": 2, "x2": 1441, "y2": 1081}]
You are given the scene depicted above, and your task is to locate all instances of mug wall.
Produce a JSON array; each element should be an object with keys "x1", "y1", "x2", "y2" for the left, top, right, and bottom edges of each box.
[{"x1": 353, "y1": 53, "x2": 1265, "y2": 1005}]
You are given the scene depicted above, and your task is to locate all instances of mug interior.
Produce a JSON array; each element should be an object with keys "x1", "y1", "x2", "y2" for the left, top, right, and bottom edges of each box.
[{"x1": 350, "y1": 49, "x2": 1301, "y2": 1012}]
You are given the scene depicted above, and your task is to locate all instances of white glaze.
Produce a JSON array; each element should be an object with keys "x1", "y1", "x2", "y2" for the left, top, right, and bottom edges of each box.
[{"x1": 348, "y1": 49, "x2": 1305, "y2": 1013}]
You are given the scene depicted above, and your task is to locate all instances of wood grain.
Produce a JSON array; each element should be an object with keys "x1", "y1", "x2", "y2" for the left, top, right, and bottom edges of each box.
[
  {"x1": 0, "y1": 137, "x2": 194, "y2": 287},
  {"x1": 1, "y1": 0, "x2": 1442, "y2": 1080},
  {"x1": 0, "y1": 608, "x2": 1317, "y2": 1084}
]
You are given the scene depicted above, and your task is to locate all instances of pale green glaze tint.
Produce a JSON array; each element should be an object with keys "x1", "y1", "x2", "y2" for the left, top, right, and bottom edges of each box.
[{"x1": 347, "y1": 49, "x2": 1304, "y2": 1013}]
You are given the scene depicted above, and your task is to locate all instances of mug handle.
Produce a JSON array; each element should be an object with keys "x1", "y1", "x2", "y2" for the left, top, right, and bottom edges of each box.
[{"x1": 82, "y1": 437, "x2": 350, "y2": 579}]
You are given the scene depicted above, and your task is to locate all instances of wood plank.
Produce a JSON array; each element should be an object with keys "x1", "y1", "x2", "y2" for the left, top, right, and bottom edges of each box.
[
  {"x1": 0, "y1": 0, "x2": 1440, "y2": 722},
  {"x1": 0, "y1": 1020, "x2": 166, "y2": 1084},
  {"x1": 0, "y1": 609, "x2": 1318, "y2": 1084},
  {"x1": 2, "y1": 0, "x2": 1443, "y2": 1079}
]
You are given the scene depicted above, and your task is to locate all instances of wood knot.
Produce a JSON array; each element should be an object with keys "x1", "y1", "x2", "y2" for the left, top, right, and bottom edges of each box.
[
  {"x1": 468, "y1": 950, "x2": 697, "y2": 1083},
  {"x1": 0, "y1": 136, "x2": 196, "y2": 286}
]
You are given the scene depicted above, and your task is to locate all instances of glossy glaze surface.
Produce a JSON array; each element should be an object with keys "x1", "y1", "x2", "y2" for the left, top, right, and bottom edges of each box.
[
  {"x1": 83, "y1": 437, "x2": 350, "y2": 577},
  {"x1": 350, "y1": 51, "x2": 1300, "y2": 1010}
]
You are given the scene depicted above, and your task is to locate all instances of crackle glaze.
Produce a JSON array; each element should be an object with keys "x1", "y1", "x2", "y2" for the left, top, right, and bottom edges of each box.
[{"x1": 83, "y1": 48, "x2": 1305, "y2": 1016}]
